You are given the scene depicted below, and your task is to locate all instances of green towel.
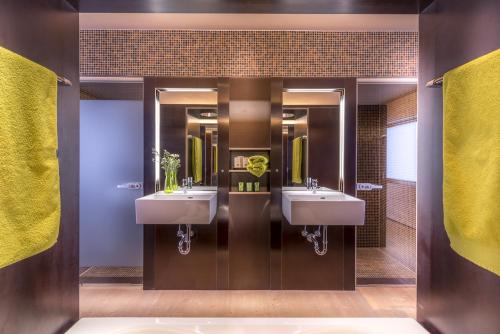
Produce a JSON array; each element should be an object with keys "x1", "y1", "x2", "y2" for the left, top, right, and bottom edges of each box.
[
  {"x1": 0, "y1": 47, "x2": 60, "y2": 268},
  {"x1": 191, "y1": 136, "x2": 203, "y2": 183},
  {"x1": 443, "y1": 48, "x2": 500, "y2": 276},
  {"x1": 292, "y1": 137, "x2": 303, "y2": 184},
  {"x1": 246, "y1": 155, "x2": 269, "y2": 178}
]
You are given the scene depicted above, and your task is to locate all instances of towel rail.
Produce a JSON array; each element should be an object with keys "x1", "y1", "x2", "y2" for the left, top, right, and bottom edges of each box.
[
  {"x1": 426, "y1": 76, "x2": 443, "y2": 88},
  {"x1": 57, "y1": 76, "x2": 72, "y2": 87}
]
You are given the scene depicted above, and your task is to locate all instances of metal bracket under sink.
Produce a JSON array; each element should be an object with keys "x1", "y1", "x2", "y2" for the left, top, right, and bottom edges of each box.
[{"x1": 301, "y1": 225, "x2": 328, "y2": 256}]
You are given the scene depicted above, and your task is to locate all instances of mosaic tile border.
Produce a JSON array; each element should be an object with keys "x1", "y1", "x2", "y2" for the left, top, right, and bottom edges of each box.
[{"x1": 80, "y1": 30, "x2": 418, "y2": 78}]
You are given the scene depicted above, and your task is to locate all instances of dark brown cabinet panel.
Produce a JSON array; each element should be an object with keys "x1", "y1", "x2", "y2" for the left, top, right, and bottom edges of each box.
[
  {"x1": 153, "y1": 224, "x2": 217, "y2": 290},
  {"x1": 282, "y1": 224, "x2": 344, "y2": 290},
  {"x1": 228, "y1": 194, "x2": 271, "y2": 289}
]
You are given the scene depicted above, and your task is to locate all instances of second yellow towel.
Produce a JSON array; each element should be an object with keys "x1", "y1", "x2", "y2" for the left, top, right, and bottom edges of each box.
[
  {"x1": 191, "y1": 136, "x2": 203, "y2": 183},
  {"x1": 443, "y1": 48, "x2": 500, "y2": 276},
  {"x1": 0, "y1": 47, "x2": 60, "y2": 268},
  {"x1": 292, "y1": 137, "x2": 303, "y2": 184}
]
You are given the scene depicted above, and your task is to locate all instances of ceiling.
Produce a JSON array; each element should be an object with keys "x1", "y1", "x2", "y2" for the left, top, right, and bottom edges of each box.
[
  {"x1": 80, "y1": 13, "x2": 417, "y2": 31},
  {"x1": 358, "y1": 83, "x2": 417, "y2": 105},
  {"x1": 77, "y1": 0, "x2": 433, "y2": 14},
  {"x1": 80, "y1": 82, "x2": 143, "y2": 100}
]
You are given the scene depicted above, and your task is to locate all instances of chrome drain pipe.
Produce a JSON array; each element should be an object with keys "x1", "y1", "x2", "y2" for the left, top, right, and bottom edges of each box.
[
  {"x1": 177, "y1": 224, "x2": 193, "y2": 255},
  {"x1": 301, "y1": 225, "x2": 328, "y2": 256}
]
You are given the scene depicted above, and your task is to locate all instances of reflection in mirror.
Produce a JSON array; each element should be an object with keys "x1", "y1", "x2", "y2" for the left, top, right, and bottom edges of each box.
[
  {"x1": 155, "y1": 89, "x2": 218, "y2": 191},
  {"x1": 282, "y1": 90, "x2": 343, "y2": 190},
  {"x1": 187, "y1": 108, "x2": 218, "y2": 186},
  {"x1": 282, "y1": 108, "x2": 308, "y2": 186}
]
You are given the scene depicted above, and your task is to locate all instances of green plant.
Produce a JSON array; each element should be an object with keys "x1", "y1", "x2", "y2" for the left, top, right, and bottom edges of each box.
[
  {"x1": 160, "y1": 150, "x2": 181, "y2": 193},
  {"x1": 160, "y1": 150, "x2": 181, "y2": 171}
]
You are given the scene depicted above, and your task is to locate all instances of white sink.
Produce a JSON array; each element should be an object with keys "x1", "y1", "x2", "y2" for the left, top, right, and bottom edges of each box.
[
  {"x1": 282, "y1": 190, "x2": 365, "y2": 226},
  {"x1": 135, "y1": 191, "x2": 217, "y2": 225}
]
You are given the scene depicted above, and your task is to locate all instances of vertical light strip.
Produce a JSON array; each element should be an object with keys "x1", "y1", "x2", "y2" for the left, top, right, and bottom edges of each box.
[
  {"x1": 339, "y1": 89, "x2": 345, "y2": 192},
  {"x1": 155, "y1": 89, "x2": 160, "y2": 187}
]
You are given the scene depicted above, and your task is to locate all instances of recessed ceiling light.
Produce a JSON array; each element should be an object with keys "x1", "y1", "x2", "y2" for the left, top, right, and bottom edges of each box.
[{"x1": 282, "y1": 112, "x2": 295, "y2": 119}]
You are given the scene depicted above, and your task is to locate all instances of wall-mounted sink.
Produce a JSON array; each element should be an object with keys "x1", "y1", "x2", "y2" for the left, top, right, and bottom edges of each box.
[
  {"x1": 282, "y1": 190, "x2": 365, "y2": 226},
  {"x1": 135, "y1": 191, "x2": 217, "y2": 225}
]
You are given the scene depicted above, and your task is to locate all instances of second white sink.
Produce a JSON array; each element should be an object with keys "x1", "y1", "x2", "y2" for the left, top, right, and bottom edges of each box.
[
  {"x1": 135, "y1": 191, "x2": 217, "y2": 225},
  {"x1": 282, "y1": 190, "x2": 365, "y2": 226}
]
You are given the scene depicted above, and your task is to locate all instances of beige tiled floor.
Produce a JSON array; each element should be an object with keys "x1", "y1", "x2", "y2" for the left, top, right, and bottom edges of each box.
[
  {"x1": 357, "y1": 247, "x2": 415, "y2": 281},
  {"x1": 80, "y1": 284, "x2": 416, "y2": 319}
]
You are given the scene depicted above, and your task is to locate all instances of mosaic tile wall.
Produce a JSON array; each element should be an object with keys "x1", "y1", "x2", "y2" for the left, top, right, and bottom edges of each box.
[
  {"x1": 356, "y1": 105, "x2": 387, "y2": 248},
  {"x1": 386, "y1": 179, "x2": 416, "y2": 229},
  {"x1": 387, "y1": 90, "x2": 417, "y2": 125},
  {"x1": 385, "y1": 90, "x2": 417, "y2": 270},
  {"x1": 387, "y1": 219, "x2": 416, "y2": 271},
  {"x1": 80, "y1": 30, "x2": 417, "y2": 77}
]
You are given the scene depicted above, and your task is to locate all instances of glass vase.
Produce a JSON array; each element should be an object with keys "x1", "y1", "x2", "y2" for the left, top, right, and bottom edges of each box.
[{"x1": 164, "y1": 168, "x2": 179, "y2": 193}]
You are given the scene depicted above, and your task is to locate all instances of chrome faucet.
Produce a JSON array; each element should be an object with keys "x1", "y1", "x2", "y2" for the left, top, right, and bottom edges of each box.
[
  {"x1": 306, "y1": 177, "x2": 312, "y2": 190},
  {"x1": 311, "y1": 179, "x2": 319, "y2": 194},
  {"x1": 182, "y1": 177, "x2": 194, "y2": 194},
  {"x1": 306, "y1": 177, "x2": 319, "y2": 193}
]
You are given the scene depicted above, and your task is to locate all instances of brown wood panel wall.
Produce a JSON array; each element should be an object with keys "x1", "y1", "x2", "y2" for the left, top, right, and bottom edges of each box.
[
  {"x1": 143, "y1": 77, "x2": 357, "y2": 291},
  {"x1": 281, "y1": 78, "x2": 357, "y2": 290},
  {"x1": 270, "y1": 79, "x2": 284, "y2": 289},
  {"x1": 143, "y1": 78, "x2": 219, "y2": 290},
  {"x1": 216, "y1": 79, "x2": 230, "y2": 289},
  {"x1": 228, "y1": 194, "x2": 271, "y2": 289},
  {"x1": 418, "y1": 0, "x2": 500, "y2": 333},
  {"x1": 227, "y1": 79, "x2": 272, "y2": 289},
  {"x1": 0, "y1": 1, "x2": 80, "y2": 333}
]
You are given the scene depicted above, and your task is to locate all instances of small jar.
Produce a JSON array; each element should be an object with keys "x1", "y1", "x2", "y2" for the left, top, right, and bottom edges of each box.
[{"x1": 254, "y1": 182, "x2": 260, "y2": 192}]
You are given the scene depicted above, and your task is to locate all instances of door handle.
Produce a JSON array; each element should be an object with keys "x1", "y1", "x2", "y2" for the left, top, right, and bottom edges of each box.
[
  {"x1": 356, "y1": 183, "x2": 383, "y2": 191},
  {"x1": 117, "y1": 182, "x2": 143, "y2": 190}
]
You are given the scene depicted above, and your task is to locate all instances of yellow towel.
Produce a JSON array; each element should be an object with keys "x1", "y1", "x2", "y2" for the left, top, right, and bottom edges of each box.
[
  {"x1": 292, "y1": 137, "x2": 303, "y2": 184},
  {"x1": 212, "y1": 144, "x2": 218, "y2": 174},
  {"x1": 443, "y1": 48, "x2": 500, "y2": 276},
  {"x1": 191, "y1": 136, "x2": 203, "y2": 183},
  {"x1": 0, "y1": 47, "x2": 60, "y2": 268},
  {"x1": 246, "y1": 155, "x2": 269, "y2": 178}
]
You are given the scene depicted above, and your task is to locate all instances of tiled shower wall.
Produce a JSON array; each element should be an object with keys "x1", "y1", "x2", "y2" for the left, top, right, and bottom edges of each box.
[
  {"x1": 386, "y1": 90, "x2": 417, "y2": 271},
  {"x1": 80, "y1": 30, "x2": 417, "y2": 77},
  {"x1": 357, "y1": 90, "x2": 416, "y2": 263},
  {"x1": 357, "y1": 105, "x2": 387, "y2": 248}
]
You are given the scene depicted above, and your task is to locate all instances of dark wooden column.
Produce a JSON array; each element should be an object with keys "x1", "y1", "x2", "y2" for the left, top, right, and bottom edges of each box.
[
  {"x1": 280, "y1": 78, "x2": 357, "y2": 290},
  {"x1": 270, "y1": 79, "x2": 284, "y2": 289},
  {"x1": 216, "y1": 78, "x2": 230, "y2": 289},
  {"x1": 142, "y1": 78, "x2": 219, "y2": 290},
  {"x1": 342, "y1": 78, "x2": 358, "y2": 290}
]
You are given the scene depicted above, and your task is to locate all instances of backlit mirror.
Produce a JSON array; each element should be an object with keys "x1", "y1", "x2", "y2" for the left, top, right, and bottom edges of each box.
[
  {"x1": 282, "y1": 89, "x2": 344, "y2": 190},
  {"x1": 155, "y1": 88, "x2": 218, "y2": 191}
]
